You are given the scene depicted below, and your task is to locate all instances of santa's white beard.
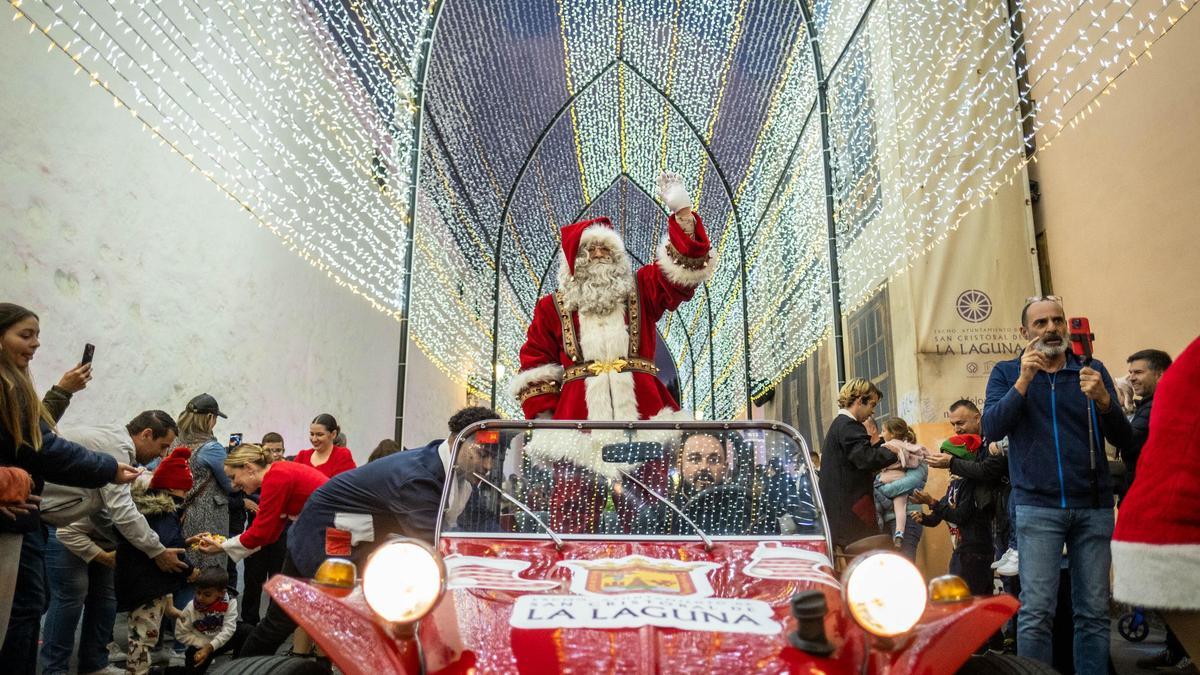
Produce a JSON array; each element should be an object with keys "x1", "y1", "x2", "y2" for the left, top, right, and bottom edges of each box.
[{"x1": 559, "y1": 255, "x2": 634, "y2": 315}]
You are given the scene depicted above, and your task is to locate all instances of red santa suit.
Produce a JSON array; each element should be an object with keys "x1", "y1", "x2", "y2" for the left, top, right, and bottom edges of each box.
[
  {"x1": 508, "y1": 192, "x2": 714, "y2": 534},
  {"x1": 509, "y1": 213, "x2": 714, "y2": 421}
]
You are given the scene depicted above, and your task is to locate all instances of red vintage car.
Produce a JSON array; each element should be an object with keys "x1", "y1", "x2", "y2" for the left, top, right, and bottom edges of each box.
[{"x1": 218, "y1": 420, "x2": 1053, "y2": 675}]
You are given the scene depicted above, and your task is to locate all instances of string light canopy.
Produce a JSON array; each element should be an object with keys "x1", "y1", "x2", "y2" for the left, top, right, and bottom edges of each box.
[{"x1": 12, "y1": 0, "x2": 1196, "y2": 420}]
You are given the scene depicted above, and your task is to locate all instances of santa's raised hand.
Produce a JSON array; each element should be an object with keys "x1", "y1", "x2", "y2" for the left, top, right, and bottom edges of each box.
[{"x1": 657, "y1": 171, "x2": 695, "y2": 234}]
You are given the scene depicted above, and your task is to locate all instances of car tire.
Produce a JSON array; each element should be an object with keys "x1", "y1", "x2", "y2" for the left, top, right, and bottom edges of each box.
[
  {"x1": 955, "y1": 653, "x2": 1059, "y2": 674},
  {"x1": 210, "y1": 656, "x2": 330, "y2": 675}
]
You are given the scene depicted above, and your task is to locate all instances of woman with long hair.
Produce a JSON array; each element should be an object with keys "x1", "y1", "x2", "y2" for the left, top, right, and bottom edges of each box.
[
  {"x1": 176, "y1": 393, "x2": 232, "y2": 572},
  {"x1": 0, "y1": 303, "x2": 139, "y2": 672},
  {"x1": 294, "y1": 413, "x2": 356, "y2": 478}
]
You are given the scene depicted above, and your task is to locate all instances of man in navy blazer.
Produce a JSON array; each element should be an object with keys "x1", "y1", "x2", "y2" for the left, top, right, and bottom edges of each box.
[{"x1": 238, "y1": 406, "x2": 500, "y2": 658}]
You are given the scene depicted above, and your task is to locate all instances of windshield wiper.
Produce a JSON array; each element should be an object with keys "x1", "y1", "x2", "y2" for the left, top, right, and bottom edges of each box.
[
  {"x1": 472, "y1": 473, "x2": 564, "y2": 550},
  {"x1": 618, "y1": 469, "x2": 713, "y2": 550}
]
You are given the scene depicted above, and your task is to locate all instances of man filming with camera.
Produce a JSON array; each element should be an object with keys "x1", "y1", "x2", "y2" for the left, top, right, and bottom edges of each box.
[{"x1": 982, "y1": 296, "x2": 1131, "y2": 674}]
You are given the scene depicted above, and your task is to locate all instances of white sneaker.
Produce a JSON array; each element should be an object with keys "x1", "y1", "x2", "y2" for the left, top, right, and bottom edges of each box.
[
  {"x1": 991, "y1": 547, "x2": 1016, "y2": 570},
  {"x1": 106, "y1": 641, "x2": 127, "y2": 663},
  {"x1": 996, "y1": 549, "x2": 1019, "y2": 576}
]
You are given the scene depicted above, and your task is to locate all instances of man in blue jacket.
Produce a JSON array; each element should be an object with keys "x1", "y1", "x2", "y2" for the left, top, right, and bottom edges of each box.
[
  {"x1": 237, "y1": 406, "x2": 500, "y2": 658},
  {"x1": 982, "y1": 297, "x2": 1131, "y2": 674}
]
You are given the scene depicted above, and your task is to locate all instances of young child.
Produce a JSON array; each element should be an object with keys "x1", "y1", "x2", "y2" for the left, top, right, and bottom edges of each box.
[
  {"x1": 166, "y1": 568, "x2": 251, "y2": 673},
  {"x1": 875, "y1": 417, "x2": 929, "y2": 546},
  {"x1": 116, "y1": 447, "x2": 197, "y2": 675}
]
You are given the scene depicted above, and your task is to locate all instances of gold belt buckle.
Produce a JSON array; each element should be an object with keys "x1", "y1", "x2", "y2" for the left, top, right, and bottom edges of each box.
[{"x1": 587, "y1": 358, "x2": 629, "y2": 376}]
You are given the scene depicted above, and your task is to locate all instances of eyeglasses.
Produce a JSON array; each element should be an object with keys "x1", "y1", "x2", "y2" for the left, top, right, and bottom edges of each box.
[{"x1": 1024, "y1": 294, "x2": 1063, "y2": 304}]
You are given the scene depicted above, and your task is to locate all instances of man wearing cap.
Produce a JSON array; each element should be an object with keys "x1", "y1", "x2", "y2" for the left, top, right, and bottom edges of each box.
[
  {"x1": 237, "y1": 406, "x2": 500, "y2": 658},
  {"x1": 509, "y1": 172, "x2": 714, "y2": 422}
]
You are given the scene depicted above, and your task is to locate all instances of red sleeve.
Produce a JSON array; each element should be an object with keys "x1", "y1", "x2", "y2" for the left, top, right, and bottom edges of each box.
[
  {"x1": 238, "y1": 466, "x2": 290, "y2": 550},
  {"x1": 639, "y1": 212, "x2": 714, "y2": 319},
  {"x1": 330, "y1": 447, "x2": 357, "y2": 476},
  {"x1": 513, "y1": 297, "x2": 565, "y2": 420}
]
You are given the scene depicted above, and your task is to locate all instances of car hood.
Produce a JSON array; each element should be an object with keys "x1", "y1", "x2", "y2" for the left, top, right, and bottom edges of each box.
[{"x1": 417, "y1": 538, "x2": 868, "y2": 674}]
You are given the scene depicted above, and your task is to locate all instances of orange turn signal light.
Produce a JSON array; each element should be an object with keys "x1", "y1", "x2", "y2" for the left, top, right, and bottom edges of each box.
[
  {"x1": 313, "y1": 558, "x2": 357, "y2": 597},
  {"x1": 928, "y1": 575, "x2": 972, "y2": 603}
]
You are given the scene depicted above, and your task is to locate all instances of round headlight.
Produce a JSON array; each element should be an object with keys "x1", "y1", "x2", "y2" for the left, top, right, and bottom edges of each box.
[
  {"x1": 362, "y1": 539, "x2": 445, "y2": 623},
  {"x1": 843, "y1": 552, "x2": 927, "y2": 637}
]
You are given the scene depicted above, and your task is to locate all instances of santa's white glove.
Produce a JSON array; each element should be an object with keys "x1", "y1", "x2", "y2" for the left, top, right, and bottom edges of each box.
[{"x1": 657, "y1": 172, "x2": 692, "y2": 214}]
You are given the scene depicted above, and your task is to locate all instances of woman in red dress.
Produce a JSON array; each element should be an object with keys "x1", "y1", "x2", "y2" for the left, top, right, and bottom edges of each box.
[
  {"x1": 190, "y1": 444, "x2": 326, "y2": 563},
  {"x1": 294, "y1": 414, "x2": 356, "y2": 478}
]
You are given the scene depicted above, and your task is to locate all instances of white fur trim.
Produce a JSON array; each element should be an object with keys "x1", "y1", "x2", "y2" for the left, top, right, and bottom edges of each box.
[
  {"x1": 220, "y1": 535, "x2": 260, "y2": 564},
  {"x1": 656, "y1": 237, "x2": 715, "y2": 288},
  {"x1": 1112, "y1": 541, "x2": 1200, "y2": 609},
  {"x1": 578, "y1": 309, "x2": 638, "y2": 421},
  {"x1": 509, "y1": 363, "x2": 565, "y2": 399},
  {"x1": 522, "y1": 409, "x2": 691, "y2": 480},
  {"x1": 523, "y1": 428, "x2": 629, "y2": 480},
  {"x1": 579, "y1": 224, "x2": 625, "y2": 252}
]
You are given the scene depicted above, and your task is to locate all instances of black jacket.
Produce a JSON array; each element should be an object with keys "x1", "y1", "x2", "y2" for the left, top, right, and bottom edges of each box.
[
  {"x1": 289, "y1": 440, "x2": 446, "y2": 578},
  {"x1": 948, "y1": 443, "x2": 1008, "y2": 509},
  {"x1": 818, "y1": 414, "x2": 897, "y2": 547},
  {"x1": 114, "y1": 486, "x2": 194, "y2": 611},
  {"x1": 1125, "y1": 395, "x2": 1153, "y2": 487},
  {"x1": 920, "y1": 476, "x2": 993, "y2": 555},
  {"x1": 1, "y1": 420, "x2": 118, "y2": 534}
]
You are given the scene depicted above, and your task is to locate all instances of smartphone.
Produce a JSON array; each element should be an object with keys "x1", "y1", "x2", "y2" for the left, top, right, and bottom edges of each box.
[
  {"x1": 229, "y1": 433, "x2": 243, "y2": 448},
  {"x1": 81, "y1": 343, "x2": 95, "y2": 366},
  {"x1": 1068, "y1": 317, "x2": 1095, "y2": 360}
]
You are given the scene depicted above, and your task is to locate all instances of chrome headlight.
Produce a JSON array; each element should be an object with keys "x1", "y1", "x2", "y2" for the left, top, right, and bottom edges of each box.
[
  {"x1": 362, "y1": 539, "x2": 445, "y2": 623},
  {"x1": 843, "y1": 552, "x2": 927, "y2": 637}
]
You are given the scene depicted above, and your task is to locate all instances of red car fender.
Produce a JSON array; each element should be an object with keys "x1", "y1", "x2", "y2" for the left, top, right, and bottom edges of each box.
[
  {"x1": 875, "y1": 594, "x2": 1020, "y2": 674},
  {"x1": 264, "y1": 575, "x2": 420, "y2": 675}
]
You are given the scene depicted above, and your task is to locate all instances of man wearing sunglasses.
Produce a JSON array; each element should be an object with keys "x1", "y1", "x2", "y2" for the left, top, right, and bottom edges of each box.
[{"x1": 982, "y1": 296, "x2": 1131, "y2": 674}]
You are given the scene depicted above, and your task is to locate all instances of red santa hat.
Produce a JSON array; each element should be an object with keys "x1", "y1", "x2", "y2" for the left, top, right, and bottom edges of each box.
[
  {"x1": 560, "y1": 217, "x2": 626, "y2": 277},
  {"x1": 1112, "y1": 335, "x2": 1200, "y2": 610},
  {"x1": 150, "y1": 446, "x2": 194, "y2": 492}
]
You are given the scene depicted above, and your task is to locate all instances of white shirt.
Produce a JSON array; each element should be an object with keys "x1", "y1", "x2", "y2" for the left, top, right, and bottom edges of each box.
[{"x1": 437, "y1": 439, "x2": 473, "y2": 526}]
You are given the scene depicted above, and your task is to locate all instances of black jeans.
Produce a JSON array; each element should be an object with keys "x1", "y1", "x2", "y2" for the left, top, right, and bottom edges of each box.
[
  {"x1": 241, "y1": 529, "x2": 288, "y2": 625},
  {"x1": 237, "y1": 554, "x2": 302, "y2": 657},
  {"x1": 0, "y1": 525, "x2": 48, "y2": 675}
]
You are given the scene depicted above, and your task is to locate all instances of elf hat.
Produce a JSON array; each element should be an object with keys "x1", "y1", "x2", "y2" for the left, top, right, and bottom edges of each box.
[
  {"x1": 150, "y1": 447, "x2": 194, "y2": 492},
  {"x1": 939, "y1": 434, "x2": 983, "y2": 460}
]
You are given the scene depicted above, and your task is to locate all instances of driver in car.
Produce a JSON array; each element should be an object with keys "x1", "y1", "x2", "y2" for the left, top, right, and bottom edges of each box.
[
  {"x1": 669, "y1": 432, "x2": 751, "y2": 535},
  {"x1": 678, "y1": 432, "x2": 729, "y2": 501}
]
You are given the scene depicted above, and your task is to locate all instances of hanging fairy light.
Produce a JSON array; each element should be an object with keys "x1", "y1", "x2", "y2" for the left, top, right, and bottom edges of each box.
[{"x1": 12, "y1": 0, "x2": 1193, "y2": 419}]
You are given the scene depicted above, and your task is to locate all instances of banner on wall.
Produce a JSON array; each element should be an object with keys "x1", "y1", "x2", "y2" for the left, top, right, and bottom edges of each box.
[{"x1": 908, "y1": 184, "x2": 1039, "y2": 424}]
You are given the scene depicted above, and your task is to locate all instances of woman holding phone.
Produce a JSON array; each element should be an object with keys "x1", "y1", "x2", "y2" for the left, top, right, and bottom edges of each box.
[
  {"x1": 294, "y1": 413, "x2": 356, "y2": 478},
  {"x1": 0, "y1": 303, "x2": 140, "y2": 672}
]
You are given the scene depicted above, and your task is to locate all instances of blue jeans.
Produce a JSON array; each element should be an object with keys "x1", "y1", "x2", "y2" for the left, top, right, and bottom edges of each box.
[
  {"x1": 39, "y1": 529, "x2": 116, "y2": 674},
  {"x1": 898, "y1": 514, "x2": 922, "y2": 562},
  {"x1": 1014, "y1": 504, "x2": 1113, "y2": 674}
]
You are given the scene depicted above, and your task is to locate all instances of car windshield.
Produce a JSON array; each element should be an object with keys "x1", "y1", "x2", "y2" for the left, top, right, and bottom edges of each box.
[{"x1": 437, "y1": 421, "x2": 824, "y2": 541}]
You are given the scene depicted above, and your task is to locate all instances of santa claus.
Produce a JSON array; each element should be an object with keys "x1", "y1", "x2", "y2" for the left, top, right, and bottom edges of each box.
[{"x1": 509, "y1": 172, "x2": 714, "y2": 422}]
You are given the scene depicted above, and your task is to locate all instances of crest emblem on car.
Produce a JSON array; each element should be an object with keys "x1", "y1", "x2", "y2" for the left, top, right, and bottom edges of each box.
[{"x1": 560, "y1": 555, "x2": 719, "y2": 597}]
